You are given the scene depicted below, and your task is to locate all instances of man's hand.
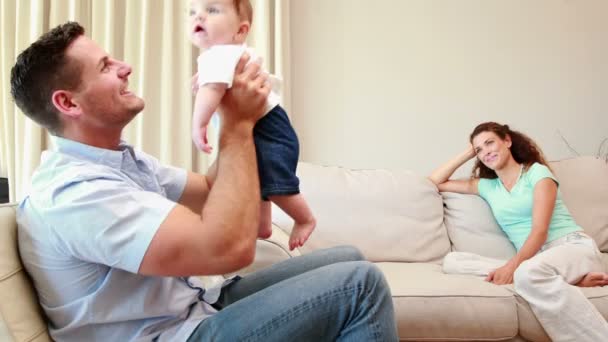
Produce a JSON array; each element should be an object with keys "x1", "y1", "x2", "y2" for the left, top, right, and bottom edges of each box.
[
  {"x1": 486, "y1": 261, "x2": 518, "y2": 285},
  {"x1": 219, "y1": 53, "x2": 270, "y2": 130}
]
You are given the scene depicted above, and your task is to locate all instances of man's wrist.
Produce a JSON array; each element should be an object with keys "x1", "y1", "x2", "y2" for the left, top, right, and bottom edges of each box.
[{"x1": 219, "y1": 121, "x2": 254, "y2": 146}]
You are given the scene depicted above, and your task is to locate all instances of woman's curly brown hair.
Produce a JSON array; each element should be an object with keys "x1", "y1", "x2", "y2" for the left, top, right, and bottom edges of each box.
[{"x1": 469, "y1": 122, "x2": 551, "y2": 179}]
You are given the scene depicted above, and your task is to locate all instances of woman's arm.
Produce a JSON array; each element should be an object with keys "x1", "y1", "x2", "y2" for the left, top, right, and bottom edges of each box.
[
  {"x1": 486, "y1": 178, "x2": 557, "y2": 284},
  {"x1": 512, "y1": 178, "x2": 557, "y2": 263},
  {"x1": 428, "y1": 145, "x2": 479, "y2": 194}
]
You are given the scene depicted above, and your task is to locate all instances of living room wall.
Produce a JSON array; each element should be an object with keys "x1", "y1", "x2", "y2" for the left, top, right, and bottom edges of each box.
[{"x1": 289, "y1": 0, "x2": 608, "y2": 177}]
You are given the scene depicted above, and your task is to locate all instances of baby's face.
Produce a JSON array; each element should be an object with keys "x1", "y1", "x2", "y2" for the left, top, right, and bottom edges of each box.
[{"x1": 189, "y1": 0, "x2": 244, "y2": 49}]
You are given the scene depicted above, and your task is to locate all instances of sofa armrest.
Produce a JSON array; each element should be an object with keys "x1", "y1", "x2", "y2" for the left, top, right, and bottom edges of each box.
[{"x1": 0, "y1": 204, "x2": 52, "y2": 342}]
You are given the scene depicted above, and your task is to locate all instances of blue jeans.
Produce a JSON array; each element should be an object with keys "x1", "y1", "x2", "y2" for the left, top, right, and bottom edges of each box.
[{"x1": 187, "y1": 246, "x2": 398, "y2": 341}]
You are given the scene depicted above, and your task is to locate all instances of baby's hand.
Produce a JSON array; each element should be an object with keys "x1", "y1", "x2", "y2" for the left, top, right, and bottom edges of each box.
[
  {"x1": 191, "y1": 72, "x2": 199, "y2": 95},
  {"x1": 192, "y1": 125, "x2": 213, "y2": 154}
]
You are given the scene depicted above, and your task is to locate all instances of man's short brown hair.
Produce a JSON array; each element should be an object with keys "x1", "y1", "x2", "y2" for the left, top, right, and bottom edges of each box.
[
  {"x1": 234, "y1": 0, "x2": 253, "y2": 24},
  {"x1": 10, "y1": 22, "x2": 84, "y2": 135}
]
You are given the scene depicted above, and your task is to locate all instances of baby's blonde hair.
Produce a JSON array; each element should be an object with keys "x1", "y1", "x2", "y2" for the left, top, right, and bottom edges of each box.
[{"x1": 234, "y1": 0, "x2": 253, "y2": 24}]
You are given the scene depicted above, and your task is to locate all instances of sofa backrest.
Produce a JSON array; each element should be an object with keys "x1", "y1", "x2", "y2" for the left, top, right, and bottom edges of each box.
[
  {"x1": 272, "y1": 163, "x2": 451, "y2": 263},
  {"x1": 0, "y1": 204, "x2": 52, "y2": 342},
  {"x1": 550, "y1": 157, "x2": 608, "y2": 252},
  {"x1": 273, "y1": 157, "x2": 607, "y2": 261}
]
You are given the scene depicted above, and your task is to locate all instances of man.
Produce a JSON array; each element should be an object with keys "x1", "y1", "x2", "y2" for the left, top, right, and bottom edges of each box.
[{"x1": 11, "y1": 22, "x2": 398, "y2": 341}]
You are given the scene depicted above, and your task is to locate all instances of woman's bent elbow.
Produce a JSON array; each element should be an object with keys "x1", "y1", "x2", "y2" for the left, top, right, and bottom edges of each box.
[{"x1": 428, "y1": 176, "x2": 445, "y2": 189}]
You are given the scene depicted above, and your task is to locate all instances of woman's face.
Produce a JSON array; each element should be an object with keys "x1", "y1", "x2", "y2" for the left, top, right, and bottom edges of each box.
[{"x1": 472, "y1": 131, "x2": 512, "y2": 170}]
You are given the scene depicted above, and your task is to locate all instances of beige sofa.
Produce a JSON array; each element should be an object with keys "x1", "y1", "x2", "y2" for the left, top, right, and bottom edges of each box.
[{"x1": 1, "y1": 156, "x2": 607, "y2": 341}]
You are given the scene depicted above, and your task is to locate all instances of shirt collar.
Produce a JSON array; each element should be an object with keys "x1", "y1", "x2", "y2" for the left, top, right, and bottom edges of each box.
[{"x1": 50, "y1": 136, "x2": 137, "y2": 169}]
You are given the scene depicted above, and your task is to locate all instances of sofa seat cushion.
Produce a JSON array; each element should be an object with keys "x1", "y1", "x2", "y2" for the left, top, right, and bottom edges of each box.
[
  {"x1": 273, "y1": 163, "x2": 451, "y2": 263},
  {"x1": 0, "y1": 312, "x2": 11, "y2": 342},
  {"x1": 377, "y1": 262, "x2": 518, "y2": 341}
]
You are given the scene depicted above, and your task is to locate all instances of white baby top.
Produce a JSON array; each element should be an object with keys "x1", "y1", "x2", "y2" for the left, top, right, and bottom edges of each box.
[{"x1": 197, "y1": 44, "x2": 281, "y2": 116}]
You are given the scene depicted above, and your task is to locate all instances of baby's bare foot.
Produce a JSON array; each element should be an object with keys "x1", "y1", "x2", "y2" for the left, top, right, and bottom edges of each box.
[
  {"x1": 575, "y1": 272, "x2": 608, "y2": 287},
  {"x1": 289, "y1": 217, "x2": 316, "y2": 251}
]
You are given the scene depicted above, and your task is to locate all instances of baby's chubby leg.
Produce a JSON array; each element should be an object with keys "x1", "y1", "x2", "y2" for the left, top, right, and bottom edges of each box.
[{"x1": 270, "y1": 194, "x2": 316, "y2": 251}]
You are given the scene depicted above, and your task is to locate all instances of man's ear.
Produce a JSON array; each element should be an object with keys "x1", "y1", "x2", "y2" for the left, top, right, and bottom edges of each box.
[{"x1": 51, "y1": 90, "x2": 81, "y2": 119}]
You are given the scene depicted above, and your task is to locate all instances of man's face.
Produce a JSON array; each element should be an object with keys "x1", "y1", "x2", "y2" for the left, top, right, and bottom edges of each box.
[{"x1": 66, "y1": 36, "x2": 144, "y2": 128}]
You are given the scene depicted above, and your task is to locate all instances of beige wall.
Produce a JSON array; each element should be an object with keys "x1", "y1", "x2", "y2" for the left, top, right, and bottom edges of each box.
[{"x1": 290, "y1": 0, "x2": 608, "y2": 177}]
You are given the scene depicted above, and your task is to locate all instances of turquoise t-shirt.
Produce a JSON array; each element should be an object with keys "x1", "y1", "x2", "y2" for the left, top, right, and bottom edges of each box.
[{"x1": 478, "y1": 162, "x2": 581, "y2": 251}]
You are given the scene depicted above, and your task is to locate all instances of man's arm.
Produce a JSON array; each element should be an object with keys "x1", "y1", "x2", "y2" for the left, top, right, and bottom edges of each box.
[
  {"x1": 177, "y1": 170, "x2": 212, "y2": 214},
  {"x1": 140, "y1": 54, "x2": 270, "y2": 276}
]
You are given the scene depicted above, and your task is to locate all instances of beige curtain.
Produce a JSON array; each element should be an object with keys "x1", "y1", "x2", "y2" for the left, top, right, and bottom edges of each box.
[
  {"x1": 0, "y1": 0, "x2": 290, "y2": 202},
  {"x1": 249, "y1": 0, "x2": 291, "y2": 112}
]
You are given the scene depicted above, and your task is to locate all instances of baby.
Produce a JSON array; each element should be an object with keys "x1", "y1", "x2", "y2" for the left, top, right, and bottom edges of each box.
[{"x1": 189, "y1": 0, "x2": 315, "y2": 250}]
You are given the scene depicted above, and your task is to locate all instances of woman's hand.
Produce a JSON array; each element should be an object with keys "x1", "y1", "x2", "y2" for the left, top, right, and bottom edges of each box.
[
  {"x1": 486, "y1": 261, "x2": 518, "y2": 285},
  {"x1": 465, "y1": 143, "x2": 476, "y2": 160},
  {"x1": 427, "y1": 143, "x2": 480, "y2": 194}
]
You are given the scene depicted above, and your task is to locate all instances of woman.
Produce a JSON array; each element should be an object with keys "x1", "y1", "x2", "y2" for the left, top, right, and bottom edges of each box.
[{"x1": 429, "y1": 122, "x2": 608, "y2": 341}]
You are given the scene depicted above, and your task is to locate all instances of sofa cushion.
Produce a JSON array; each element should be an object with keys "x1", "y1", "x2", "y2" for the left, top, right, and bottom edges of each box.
[
  {"x1": 0, "y1": 204, "x2": 51, "y2": 342},
  {"x1": 0, "y1": 312, "x2": 11, "y2": 342},
  {"x1": 272, "y1": 163, "x2": 451, "y2": 263},
  {"x1": 549, "y1": 157, "x2": 608, "y2": 252},
  {"x1": 442, "y1": 192, "x2": 517, "y2": 259},
  {"x1": 377, "y1": 262, "x2": 518, "y2": 340}
]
